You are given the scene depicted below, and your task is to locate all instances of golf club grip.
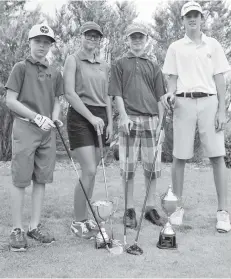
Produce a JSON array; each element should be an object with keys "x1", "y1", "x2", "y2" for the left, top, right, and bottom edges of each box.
[
  {"x1": 54, "y1": 121, "x2": 72, "y2": 161},
  {"x1": 97, "y1": 134, "x2": 104, "y2": 158},
  {"x1": 126, "y1": 133, "x2": 129, "y2": 158}
]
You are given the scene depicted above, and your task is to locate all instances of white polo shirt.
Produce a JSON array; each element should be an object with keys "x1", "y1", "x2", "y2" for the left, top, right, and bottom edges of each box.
[{"x1": 162, "y1": 33, "x2": 231, "y2": 94}]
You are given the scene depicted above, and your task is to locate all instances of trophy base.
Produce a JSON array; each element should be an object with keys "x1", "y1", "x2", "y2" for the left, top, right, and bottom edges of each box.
[
  {"x1": 95, "y1": 239, "x2": 112, "y2": 249},
  {"x1": 156, "y1": 234, "x2": 177, "y2": 250}
]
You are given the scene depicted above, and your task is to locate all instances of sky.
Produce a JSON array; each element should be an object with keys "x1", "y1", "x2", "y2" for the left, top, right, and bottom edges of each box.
[{"x1": 25, "y1": 0, "x2": 164, "y2": 23}]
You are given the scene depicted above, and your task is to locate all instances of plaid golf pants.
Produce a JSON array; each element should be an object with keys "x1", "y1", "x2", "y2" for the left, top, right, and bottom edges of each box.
[{"x1": 119, "y1": 115, "x2": 162, "y2": 180}]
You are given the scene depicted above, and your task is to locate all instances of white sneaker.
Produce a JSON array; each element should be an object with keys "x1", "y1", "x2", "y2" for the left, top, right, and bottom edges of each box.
[
  {"x1": 170, "y1": 207, "x2": 184, "y2": 225},
  {"x1": 216, "y1": 210, "x2": 231, "y2": 233}
]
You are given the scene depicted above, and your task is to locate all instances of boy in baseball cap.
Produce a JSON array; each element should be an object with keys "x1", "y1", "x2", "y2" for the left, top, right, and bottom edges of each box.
[
  {"x1": 5, "y1": 23, "x2": 63, "y2": 251},
  {"x1": 162, "y1": 1, "x2": 231, "y2": 232},
  {"x1": 109, "y1": 23, "x2": 166, "y2": 229}
]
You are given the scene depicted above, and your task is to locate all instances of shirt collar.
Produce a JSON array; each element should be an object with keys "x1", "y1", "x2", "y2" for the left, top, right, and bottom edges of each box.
[
  {"x1": 183, "y1": 32, "x2": 208, "y2": 45},
  {"x1": 126, "y1": 51, "x2": 149, "y2": 59},
  {"x1": 77, "y1": 50, "x2": 101, "y2": 64},
  {"x1": 26, "y1": 56, "x2": 49, "y2": 68}
]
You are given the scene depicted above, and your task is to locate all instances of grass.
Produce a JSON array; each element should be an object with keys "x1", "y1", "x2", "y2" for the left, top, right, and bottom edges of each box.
[{"x1": 0, "y1": 160, "x2": 231, "y2": 278}]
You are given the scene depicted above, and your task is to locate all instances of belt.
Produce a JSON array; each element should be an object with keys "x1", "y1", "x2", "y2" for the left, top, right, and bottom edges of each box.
[{"x1": 177, "y1": 92, "x2": 214, "y2": 98}]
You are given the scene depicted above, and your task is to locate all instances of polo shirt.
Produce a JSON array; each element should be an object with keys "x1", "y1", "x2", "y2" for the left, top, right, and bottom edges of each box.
[
  {"x1": 72, "y1": 50, "x2": 109, "y2": 107},
  {"x1": 109, "y1": 51, "x2": 166, "y2": 116},
  {"x1": 5, "y1": 56, "x2": 63, "y2": 118},
  {"x1": 162, "y1": 33, "x2": 231, "y2": 94}
]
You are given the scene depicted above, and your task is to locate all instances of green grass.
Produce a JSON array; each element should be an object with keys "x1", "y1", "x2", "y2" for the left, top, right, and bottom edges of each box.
[{"x1": 0, "y1": 161, "x2": 231, "y2": 277}]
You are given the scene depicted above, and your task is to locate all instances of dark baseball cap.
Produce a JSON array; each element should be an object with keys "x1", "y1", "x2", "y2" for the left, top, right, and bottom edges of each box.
[
  {"x1": 80, "y1": 21, "x2": 103, "y2": 36},
  {"x1": 126, "y1": 23, "x2": 148, "y2": 37}
]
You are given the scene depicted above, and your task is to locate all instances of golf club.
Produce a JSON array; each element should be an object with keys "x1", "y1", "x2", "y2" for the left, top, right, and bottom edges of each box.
[
  {"x1": 123, "y1": 132, "x2": 130, "y2": 248},
  {"x1": 97, "y1": 131, "x2": 123, "y2": 254},
  {"x1": 54, "y1": 121, "x2": 120, "y2": 255},
  {"x1": 126, "y1": 107, "x2": 169, "y2": 256}
]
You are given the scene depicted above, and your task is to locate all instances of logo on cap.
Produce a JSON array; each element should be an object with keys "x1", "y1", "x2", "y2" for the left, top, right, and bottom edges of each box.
[{"x1": 40, "y1": 26, "x2": 49, "y2": 34}]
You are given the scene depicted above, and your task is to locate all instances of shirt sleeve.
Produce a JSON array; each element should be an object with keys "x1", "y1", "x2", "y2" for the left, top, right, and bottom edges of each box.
[
  {"x1": 5, "y1": 62, "x2": 25, "y2": 93},
  {"x1": 162, "y1": 43, "x2": 178, "y2": 76},
  {"x1": 108, "y1": 59, "x2": 123, "y2": 97},
  {"x1": 212, "y1": 39, "x2": 231, "y2": 75},
  {"x1": 154, "y1": 68, "x2": 166, "y2": 101},
  {"x1": 55, "y1": 71, "x2": 64, "y2": 97}
]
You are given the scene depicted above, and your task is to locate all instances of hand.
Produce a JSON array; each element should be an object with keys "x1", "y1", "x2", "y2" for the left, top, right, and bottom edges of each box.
[
  {"x1": 106, "y1": 123, "x2": 113, "y2": 144},
  {"x1": 215, "y1": 110, "x2": 226, "y2": 132},
  {"x1": 161, "y1": 93, "x2": 175, "y2": 110},
  {"x1": 33, "y1": 114, "x2": 55, "y2": 131},
  {"x1": 89, "y1": 115, "x2": 105, "y2": 135},
  {"x1": 53, "y1": 119, "x2": 63, "y2": 127},
  {"x1": 119, "y1": 114, "x2": 133, "y2": 135}
]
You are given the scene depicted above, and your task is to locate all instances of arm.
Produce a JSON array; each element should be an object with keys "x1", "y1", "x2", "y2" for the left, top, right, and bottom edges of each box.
[
  {"x1": 161, "y1": 75, "x2": 178, "y2": 109},
  {"x1": 105, "y1": 95, "x2": 113, "y2": 142},
  {"x1": 52, "y1": 96, "x2": 61, "y2": 121},
  {"x1": 115, "y1": 96, "x2": 133, "y2": 134},
  {"x1": 214, "y1": 73, "x2": 226, "y2": 132},
  {"x1": 6, "y1": 89, "x2": 37, "y2": 120},
  {"x1": 63, "y1": 55, "x2": 104, "y2": 133}
]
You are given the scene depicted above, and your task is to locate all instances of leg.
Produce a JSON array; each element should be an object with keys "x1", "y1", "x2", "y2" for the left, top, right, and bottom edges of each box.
[
  {"x1": 119, "y1": 117, "x2": 140, "y2": 228},
  {"x1": 72, "y1": 145, "x2": 99, "y2": 222},
  {"x1": 197, "y1": 97, "x2": 229, "y2": 232},
  {"x1": 30, "y1": 182, "x2": 45, "y2": 229},
  {"x1": 172, "y1": 157, "x2": 186, "y2": 206},
  {"x1": 10, "y1": 185, "x2": 25, "y2": 229},
  {"x1": 141, "y1": 116, "x2": 163, "y2": 226},
  {"x1": 210, "y1": 156, "x2": 227, "y2": 211}
]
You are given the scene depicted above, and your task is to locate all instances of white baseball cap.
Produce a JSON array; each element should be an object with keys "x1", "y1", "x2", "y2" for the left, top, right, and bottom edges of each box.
[
  {"x1": 181, "y1": 1, "x2": 203, "y2": 17},
  {"x1": 28, "y1": 24, "x2": 55, "y2": 42}
]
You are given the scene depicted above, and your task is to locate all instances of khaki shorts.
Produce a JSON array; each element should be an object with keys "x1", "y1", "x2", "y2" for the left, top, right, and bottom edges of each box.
[
  {"x1": 119, "y1": 115, "x2": 162, "y2": 180},
  {"x1": 11, "y1": 118, "x2": 56, "y2": 187},
  {"x1": 173, "y1": 95, "x2": 225, "y2": 159}
]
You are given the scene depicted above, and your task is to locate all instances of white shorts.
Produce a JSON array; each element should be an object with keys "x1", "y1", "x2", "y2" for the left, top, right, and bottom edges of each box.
[{"x1": 173, "y1": 95, "x2": 225, "y2": 159}]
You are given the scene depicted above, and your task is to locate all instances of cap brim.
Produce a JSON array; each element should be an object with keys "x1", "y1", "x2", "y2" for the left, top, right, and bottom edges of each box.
[
  {"x1": 182, "y1": 8, "x2": 203, "y2": 17},
  {"x1": 83, "y1": 28, "x2": 103, "y2": 36},
  {"x1": 127, "y1": 31, "x2": 147, "y2": 36},
  {"x1": 29, "y1": 35, "x2": 55, "y2": 43}
]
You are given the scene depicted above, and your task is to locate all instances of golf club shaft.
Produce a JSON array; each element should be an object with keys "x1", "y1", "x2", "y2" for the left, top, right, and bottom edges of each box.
[
  {"x1": 97, "y1": 133, "x2": 109, "y2": 200},
  {"x1": 54, "y1": 121, "x2": 109, "y2": 248},
  {"x1": 133, "y1": 108, "x2": 168, "y2": 243},
  {"x1": 124, "y1": 133, "x2": 129, "y2": 245}
]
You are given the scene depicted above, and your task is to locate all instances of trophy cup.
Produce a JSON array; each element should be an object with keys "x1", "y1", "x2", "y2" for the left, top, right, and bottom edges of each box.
[
  {"x1": 91, "y1": 198, "x2": 118, "y2": 249},
  {"x1": 156, "y1": 185, "x2": 178, "y2": 249}
]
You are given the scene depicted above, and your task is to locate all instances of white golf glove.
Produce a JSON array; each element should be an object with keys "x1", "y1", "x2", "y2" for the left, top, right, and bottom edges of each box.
[{"x1": 33, "y1": 114, "x2": 55, "y2": 131}]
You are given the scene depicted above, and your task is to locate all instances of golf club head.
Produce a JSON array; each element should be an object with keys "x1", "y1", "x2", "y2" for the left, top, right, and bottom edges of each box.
[{"x1": 126, "y1": 244, "x2": 143, "y2": 256}]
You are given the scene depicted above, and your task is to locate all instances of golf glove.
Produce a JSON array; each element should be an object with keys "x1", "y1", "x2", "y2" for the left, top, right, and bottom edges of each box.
[{"x1": 33, "y1": 114, "x2": 55, "y2": 131}]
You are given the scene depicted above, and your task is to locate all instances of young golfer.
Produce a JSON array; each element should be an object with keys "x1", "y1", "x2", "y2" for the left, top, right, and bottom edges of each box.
[
  {"x1": 109, "y1": 23, "x2": 166, "y2": 228},
  {"x1": 5, "y1": 24, "x2": 63, "y2": 251},
  {"x1": 63, "y1": 22, "x2": 113, "y2": 239},
  {"x1": 161, "y1": 1, "x2": 231, "y2": 232}
]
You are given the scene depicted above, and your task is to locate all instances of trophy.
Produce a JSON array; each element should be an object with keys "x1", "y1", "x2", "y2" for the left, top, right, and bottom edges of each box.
[
  {"x1": 157, "y1": 185, "x2": 178, "y2": 249},
  {"x1": 91, "y1": 198, "x2": 119, "y2": 249}
]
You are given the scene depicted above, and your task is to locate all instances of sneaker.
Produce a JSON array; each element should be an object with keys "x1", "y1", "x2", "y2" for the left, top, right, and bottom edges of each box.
[
  {"x1": 9, "y1": 228, "x2": 28, "y2": 252},
  {"x1": 144, "y1": 208, "x2": 164, "y2": 226},
  {"x1": 70, "y1": 221, "x2": 96, "y2": 239},
  {"x1": 27, "y1": 224, "x2": 55, "y2": 244},
  {"x1": 123, "y1": 208, "x2": 137, "y2": 229},
  {"x1": 84, "y1": 219, "x2": 100, "y2": 233},
  {"x1": 170, "y1": 207, "x2": 184, "y2": 226},
  {"x1": 216, "y1": 210, "x2": 231, "y2": 233}
]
